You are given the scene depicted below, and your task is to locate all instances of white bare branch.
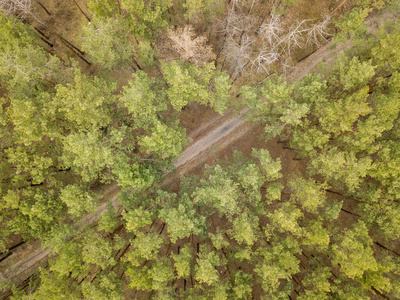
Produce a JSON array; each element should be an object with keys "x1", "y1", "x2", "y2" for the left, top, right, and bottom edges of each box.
[
  {"x1": 306, "y1": 17, "x2": 331, "y2": 46},
  {"x1": 251, "y1": 51, "x2": 280, "y2": 74},
  {"x1": 278, "y1": 19, "x2": 309, "y2": 55},
  {"x1": 258, "y1": 14, "x2": 283, "y2": 47},
  {"x1": 223, "y1": 34, "x2": 254, "y2": 78},
  {"x1": 0, "y1": 0, "x2": 44, "y2": 24}
]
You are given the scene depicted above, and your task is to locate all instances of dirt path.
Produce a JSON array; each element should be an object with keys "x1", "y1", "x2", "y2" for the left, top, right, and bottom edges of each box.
[
  {"x1": 0, "y1": 27, "x2": 356, "y2": 297},
  {"x1": 174, "y1": 109, "x2": 248, "y2": 168},
  {"x1": 173, "y1": 36, "x2": 353, "y2": 174}
]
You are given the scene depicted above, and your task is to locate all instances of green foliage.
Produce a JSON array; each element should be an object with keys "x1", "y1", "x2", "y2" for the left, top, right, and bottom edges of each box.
[
  {"x1": 81, "y1": 272, "x2": 123, "y2": 300},
  {"x1": 241, "y1": 76, "x2": 309, "y2": 139},
  {"x1": 268, "y1": 202, "x2": 302, "y2": 235},
  {"x1": 332, "y1": 221, "x2": 378, "y2": 279},
  {"x1": 98, "y1": 203, "x2": 119, "y2": 233},
  {"x1": 126, "y1": 265, "x2": 153, "y2": 291},
  {"x1": 334, "y1": 7, "x2": 371, "y2": 43},
  {"x1": 139, "y1": 120, "x2": 187, "y2": 159},
  {"x1": 297, "y1": 259, "x2": 331, "y2": 300},
  {"x1": 159, "y1": 194, "x2": 206, "y2": 242},
  {"x1": 193, "y1": 164, "x2": 240, "y2": 216},
  {"x1": 121, "y1": 0, "x2": 172, "y2": 38},
  {"x1": 81, "y1": 16, "x2": 134, "y2": 70},
  {"x1": 119, "y1": 70, "x2": 166, "y2": 129},
  {"x1": 53, "y1": 68, "x2": 117, "y2": 130},
  {"x1": 301, "y1": 220, "x2": 330, "y2": 250},
  {"x1": 289, "y1": 177, "x2": 327, "y2": 213},
  {"x1": 330, "y1": 274, "x2": 370, "y2": 300},
  {"x1": 0, "y1": 14, "x2": 63, "y2": 89},
  {"x1": 61, "y1": 131, "x2": 114, "y2": 182},
  {"x1": 252, "y1": 148, "x2": 282, "y2": 181},
  {"x1": 30, "y1": 269, "x2": 82, "y2": 300},
  {"x1": 88, "y1": 0, "x2": 118, "y2": 17},
  {"x1": 195, "y1": 246, "x2": 225, "y2": 285},
  {"x1": 149, "y1": 259, "x2": 175, "y2": 291},
  {"x1": 82, "y1": 231, "x2": 116, "y2": 269},
  {"x1": 137, "y1": 40, "x2": 157, "y2": 66},
  {"x1": 232, "y1": 270, "x2": 253, "y2": 299},
  {"x1": 333, "y1": 56, "x2": 376, "y2": 91},
  {"x1": 126, "y1": 232, "x2": 164, "y2": 265},
  {"x1": 372, "y1": 21, "x2": 400, "y2": 72},
  {"x1": 122, "y1": 207, "x2": 153, "y2": 234},
  {"x1": 255, "y1": 237, "x2": 300, "y2": 295},
  {"x1": 162, "y1": 60, "x2": 230, "y2": 113},
  {"x1": 316, "y1": 87, "x2": 372, "y2": 133},
  {"x1": 229, "y1": 210, "x2": 259, "y2": 246},
  {"x1": 60, "y1": 185, "x2": 96, "y2": 218},
  {"x1": 49, "y1": 240, "x2": 87, "y2": 279},
  {"x1": 182, "y1": 0, "x2": 224, "y2": 22},
  {"x1": 4, "y1": 2, "x2": 400, "y2": 299},
  {"x1": 309, "y1": 147, "x2": 372, "y2": 191},
  {"x1": 172, "y1": 245, "x2": 193, "y2": 279},
  {"x1": 209, "y1": 229, "x2": 229, "y2": 250}
]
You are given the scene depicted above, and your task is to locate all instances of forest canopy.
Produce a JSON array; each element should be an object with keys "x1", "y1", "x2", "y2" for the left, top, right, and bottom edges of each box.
[{"x1": 0, "y1": 0, "x2": 400, "y2": 299}]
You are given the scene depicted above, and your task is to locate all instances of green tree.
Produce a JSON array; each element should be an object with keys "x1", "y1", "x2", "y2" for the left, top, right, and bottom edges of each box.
[
  {"x1": 332, "y1": 221, "x2": 378, "y2": 279},
  {"x1": 255, "y1": 237, "x2": 300, "y2": 296},
  {"x1": 59, "y1": 185, "x2": 96, "y2": 218},
  {"x1": 228, "y1": 210, "x2": 259, "y2": 246},
  {"x1": 28, "y1": 269, "x2": 82, "y2": 300},
  {"x1": 122, "y1": 206, "x2": 153, "y2": 234},
  {"x1": 88, "y1": 0, "x2": 119, "y2": 17},
  {"x1": 372, "y1": 21, "x2": 400, "y2": 72},
  {"x1": 193, "y1": 164, "x2": 240, "y2": 216},
  {"x1": 149, "y1": 259, "x2": 175, "y2": 291},
  {"x1": 81, "y1": 16, "x2": 134, "y2": 70},
  {"x1": 297, "y1": 258, "x2": 331, "y2": 300},
  {"x1": 172, "y1": 244, "x2": 193, "y2": 279},
  {"x1": 120, "y1": 0, "x2": 172, "y2": 38},
  {"x1": 81, "y1": 272, "x2": 123, "y2": 300},
  {"x1": 232, "y1": 270, "x2": 253, "y2": 299},
  {"x1": 98, "y1": 203, "x2": 119, "y2": 233},
  {"x1": 125, "y1": 231, "x2": 164, "y2": 266},
  {"x1": 119, "y1": 71, "x2": 166, "y2": 130},
  {"x1": 162, "y1": 60, "x2": 230, "y2": 113},
  {"x1": 139, "y1": 120, "x2": 187, "y2": 159},
  {"x1": 241, "y1": 76, "x2": 309, "y2": 139},
  {"x1": 159, "y1": 193, "x2": 207, "y2": 242},
  {"x1": 53, "y1": 68, "x2": 117, "y2": 131},
  {"x1": 195, "y1": 245, "x2": 225, "y2": 286},
  {"x1": 289, "y1": 177, "x2": 328, "y2": 214}
]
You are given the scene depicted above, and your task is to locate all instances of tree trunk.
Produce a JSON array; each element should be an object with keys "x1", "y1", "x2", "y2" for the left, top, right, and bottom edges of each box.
[
  {"x1": 70, "y1": 0, "x2": 91, "y2": 22},
  {"x1": 34, "y1": 0, "x2": 51, "y2": 15}
]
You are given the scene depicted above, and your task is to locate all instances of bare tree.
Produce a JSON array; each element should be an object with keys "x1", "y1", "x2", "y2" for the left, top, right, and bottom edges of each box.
[
  {"x1": 279, "y1": 20, "x2": 309, "y2": 55},
  {"x1": 218, "y1": 1, "x2": 332, "y2": 78},
  {"x1": 167, "y1": 25, "x2": 216, "y2": 66},
  {"x1": 0, "y1": 0, "x2": 43, "y2": 24},
  {"x1": 218, "y1": 6, "x2": 256, "y2": 40},
  {"x1": 223, "y1": 34, "x2": 254, "y2": 78},
  {"x1": 306, "y1": 17, "x2": 331, "y2": 46},
  {"x1": 251, "y1": 50, "x2": 280, "y2": 74},
  {"x1": 257, "y1": 14, "x2": 283, "y2": 47}
]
